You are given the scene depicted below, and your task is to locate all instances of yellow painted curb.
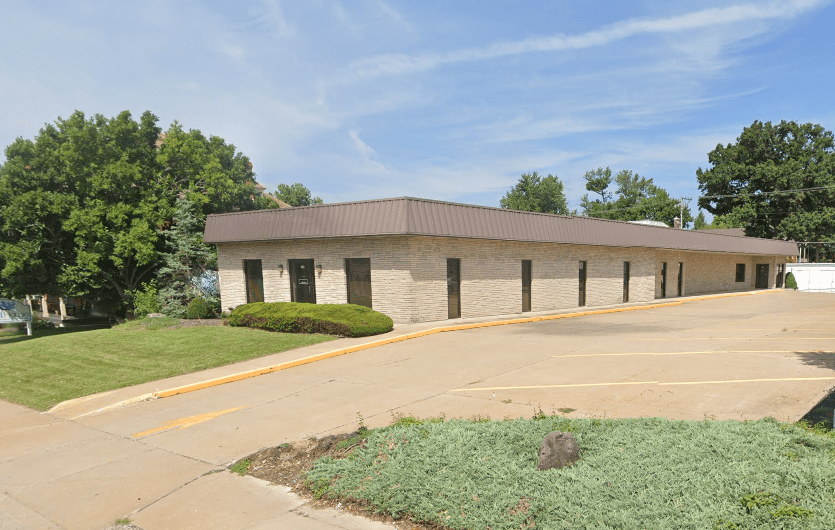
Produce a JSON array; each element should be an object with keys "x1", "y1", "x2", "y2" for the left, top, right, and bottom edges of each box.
[{"x1": 149, "y1": 289, "x2": 778, "y2": 400}]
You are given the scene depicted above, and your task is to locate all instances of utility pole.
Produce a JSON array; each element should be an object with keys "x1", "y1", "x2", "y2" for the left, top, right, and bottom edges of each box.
[{"x1": 678, "y1": 197, "x2": 692, "y2": 228}]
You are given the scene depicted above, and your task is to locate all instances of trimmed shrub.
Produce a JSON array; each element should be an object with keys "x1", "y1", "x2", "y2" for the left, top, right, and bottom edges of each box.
[
  {"x1": 228, "y1": 302, "x2": 393, "y2": 337},
  {"x1": 785, "y1": 271, "x2": 798, "y2": 290},
  {"x1": 186, "y1": 297, "x2": 212, "y2": 319}
]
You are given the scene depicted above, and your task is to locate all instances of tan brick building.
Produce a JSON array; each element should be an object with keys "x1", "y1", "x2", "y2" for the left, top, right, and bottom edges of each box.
[{"x1": 204, "y1": 198, "x2": 798, "y2": 324}]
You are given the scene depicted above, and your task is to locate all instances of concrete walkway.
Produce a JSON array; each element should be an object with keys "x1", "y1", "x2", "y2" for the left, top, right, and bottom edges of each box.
[{"x1": 2, "y1": 290, "x2": 833, "y2": 530}]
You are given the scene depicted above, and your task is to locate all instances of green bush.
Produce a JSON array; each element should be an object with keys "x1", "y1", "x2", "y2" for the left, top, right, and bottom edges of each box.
[
  {"x1": 186, "y1": 297, "x2": 212, "y2": 319},
  {"x1": 131, "y1": 282, "x2": 161, "y2": 317},
  {"x1": 227, "y1": 302, "x2": 393, "y2": 337},
  {"x1": 785, "y1": 271, "x2": 798, "y2": 289}
]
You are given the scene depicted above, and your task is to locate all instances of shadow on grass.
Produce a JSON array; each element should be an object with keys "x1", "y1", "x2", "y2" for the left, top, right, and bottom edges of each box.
[{"x1": 0, "y1": 327, "x2": 96, "y2": 345}]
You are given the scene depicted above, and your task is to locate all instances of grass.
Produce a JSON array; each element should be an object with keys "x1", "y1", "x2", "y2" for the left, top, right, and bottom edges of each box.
[
  {"x1": 230, "y1": 459, "x2": 252, "y2": 476},
  {"x1": 305, "y1": 416, "x2": 835, "y2": 530},
  {"x1": 0, "y1": 318, "x2": 336, "y2": 411}
]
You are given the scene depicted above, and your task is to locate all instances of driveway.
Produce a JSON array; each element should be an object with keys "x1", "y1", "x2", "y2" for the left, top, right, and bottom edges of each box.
[{"x1": 1, "y1": 291, "x2": 833, "y2": 529}]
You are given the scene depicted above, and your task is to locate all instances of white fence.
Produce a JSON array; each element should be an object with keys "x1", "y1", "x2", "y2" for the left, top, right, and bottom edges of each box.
[{"x1": 786, "y1": 263, "x2": 835, "y2": 293}]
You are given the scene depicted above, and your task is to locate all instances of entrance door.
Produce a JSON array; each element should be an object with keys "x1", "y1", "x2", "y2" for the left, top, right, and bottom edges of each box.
[
  {"x1": 755, "y1": 264, "x2": 769, "y2": 289},
  {"x1": 243, "y1": 259, "x2": 264, "y2": 303},
  {"x1": 578, "y1": 261, "x2": 587, "y2": 307},
  {"x1": 522, "y1": 260, "x2": 532, "y2": 312},
  {"x1": 447, "y1": 258, "x2": 461, "y2": 319},
  {"x1": 776, "y1": 264, "x2": 784, "y2": 288},
  {"x1": 289, "y1": 259, "x2": 316, "y2": 303},
  {"x1": 345, "y1": 258, "x2": 372, "y2": 308}
]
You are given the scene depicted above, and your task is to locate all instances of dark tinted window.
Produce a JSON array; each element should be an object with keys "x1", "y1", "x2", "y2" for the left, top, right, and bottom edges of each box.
[
  {"x1": 735, "y1": 264, "x2": 745, "y2": 282},
  {"x1": 244, "y1": 260, "x2": 264, "y2": 303}
]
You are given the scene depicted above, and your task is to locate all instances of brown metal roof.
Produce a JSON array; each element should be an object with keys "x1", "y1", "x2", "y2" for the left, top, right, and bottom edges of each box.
[
  {"x1": 204, "y1": 197, "x2": 798, "y2": 256},
  {"x1": 697, "y1": 228, "x2": 746, "y2": 237}
]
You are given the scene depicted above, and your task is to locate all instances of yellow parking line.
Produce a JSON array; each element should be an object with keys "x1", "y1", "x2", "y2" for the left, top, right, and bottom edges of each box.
[
  {"x1": 660, "y1": 377, "x2": 835, "y2": 386},
  {"x1": 451, "y1": 376, "x2": 835, "y2": 393},
  {"x1": 553, "y1": 350, "x2": 832, "y2": 358},
  {"x1": 689, "y1": 326, "x2": 832, "y2": 333},
  {"x1": 450, "y1": 381, "x2": 657, "y2": 392},
  {"x1": 132, "y1": 406, "x2": 246, "y2": 438},
  {"x1": 632, "y1": 337, "x2": 835, "y2": 341}
]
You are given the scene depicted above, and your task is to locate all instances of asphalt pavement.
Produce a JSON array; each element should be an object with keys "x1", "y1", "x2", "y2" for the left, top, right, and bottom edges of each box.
[{"x1": 1, "y1": 290, "x2": 833, "y2": 530}]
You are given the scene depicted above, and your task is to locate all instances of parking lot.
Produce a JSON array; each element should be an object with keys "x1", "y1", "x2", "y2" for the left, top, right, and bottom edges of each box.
[{"x1": 3, "y1": 290, "x2": 834, "y2": 530}]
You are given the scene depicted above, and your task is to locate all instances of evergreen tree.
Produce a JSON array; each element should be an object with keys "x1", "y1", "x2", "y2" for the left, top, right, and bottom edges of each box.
[{"x1": 156, "y1": 195, "x2": 219, "y2": 317}]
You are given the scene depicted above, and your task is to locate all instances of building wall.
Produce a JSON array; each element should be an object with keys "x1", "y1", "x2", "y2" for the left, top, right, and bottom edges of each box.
[
  {"x1": 215, "y1": 237, "x2": 415, "y2": 323},
  {"x1": 216, "y1": 235, "x2": 787, "y2": 324},
  {"x1": 654, "y1": 251, "x2": 784, "y2": 298}
]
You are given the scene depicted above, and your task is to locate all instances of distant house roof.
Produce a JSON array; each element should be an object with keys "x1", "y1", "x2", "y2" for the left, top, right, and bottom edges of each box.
[
  {"x1": 629, "y1": 219, "x2": 669, "y2": 228},
  {"x1": 698, "y1": 228, "x2": 746, "y2": 237},
  {"x1": 204, "y1": 197, "x2": 798, "y2": 256}
]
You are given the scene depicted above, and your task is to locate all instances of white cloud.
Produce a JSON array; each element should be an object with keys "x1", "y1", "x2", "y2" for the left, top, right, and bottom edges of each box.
[
  {"x1": 346, "y1": 0, "x2": 827, "y2": 78},
  {"x1": 348, "y1": 129, "x2": 387, "y2": 172}
]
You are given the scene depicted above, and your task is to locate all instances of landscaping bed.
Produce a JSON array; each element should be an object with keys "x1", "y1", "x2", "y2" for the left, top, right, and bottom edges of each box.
[
  {"x1": 234, "y1": 414, "x2": 835, "y2": 530},
  {"x1": 228, "y1": 302, "x2": 393, "y2": 337}
]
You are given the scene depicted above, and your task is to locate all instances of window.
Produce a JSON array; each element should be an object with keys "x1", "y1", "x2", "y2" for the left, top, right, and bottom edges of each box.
[
  {"x1": 660, "y1": 262, "x2": 667, "y2": 298},
  {"x1": 345, "y1": 258, "x2": 372, "y2": 308},
  {"x1": 447, "y1": 258, "x2": 461, "y2": 319},
  {"x1": 243, "y1": 259, "x2": 264, "y2": 303},
  {"x1": 735, "y1": 264, "x2": 746, "y2": 283},
  {"x1": 578, "y1": 261, "x2": 587, "y2": 307},
  {"x1": 677, "y1": 262, "x2": 683, "y2": 297},
  {"x1": 522, "y1": 260, "x2": 532, "y2": 312},
  {"x1": 623, "y1": 261, "x2": 630, "y2": 303}
]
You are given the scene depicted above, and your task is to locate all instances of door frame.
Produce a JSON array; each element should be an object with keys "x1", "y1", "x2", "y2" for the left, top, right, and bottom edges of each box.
[
  {"x1": 755, "y1": 263, "x2": 769, "y2": 289},
  {"x1": 289, "y1": 259, "x2": 317, "y2": 304}
]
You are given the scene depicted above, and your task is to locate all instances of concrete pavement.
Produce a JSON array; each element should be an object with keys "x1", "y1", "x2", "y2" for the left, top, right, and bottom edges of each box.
[{"x1": 1, "y1": 290, "x2": 834, "y2": 529}]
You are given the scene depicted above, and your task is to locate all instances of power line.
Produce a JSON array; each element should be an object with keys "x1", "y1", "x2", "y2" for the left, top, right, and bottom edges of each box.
[{"x1": 700, "y1": 185, "x2": 835, "y2": 200}]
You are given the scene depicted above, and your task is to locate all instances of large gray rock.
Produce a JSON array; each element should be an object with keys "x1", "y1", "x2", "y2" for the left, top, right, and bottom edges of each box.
[{"x1": 537, "y1": 431, "x2": 580, "y2": 471}]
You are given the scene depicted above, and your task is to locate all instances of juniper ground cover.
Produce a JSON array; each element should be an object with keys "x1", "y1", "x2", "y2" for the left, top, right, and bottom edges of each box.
[{"x1": 305, "y1": 416, "x2": 835, "y2": 529}]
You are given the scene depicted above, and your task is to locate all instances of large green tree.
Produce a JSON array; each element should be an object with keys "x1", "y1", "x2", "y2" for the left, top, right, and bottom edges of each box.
[
  {"x1": 696, "y1": 120, "x2": 835, "y2": 244},
  {"x1": 0, "y1": 110, "x2": 273, "y2": 312},
  {"x1": 500, "y1": 172, "x2": 570, "y2": 215},
  {"x1": 580, "y1": 167, "x2": 692, "y2": 227},
  {"x1": 274, "y1": 183, "x2": 323, "y2": 206}
]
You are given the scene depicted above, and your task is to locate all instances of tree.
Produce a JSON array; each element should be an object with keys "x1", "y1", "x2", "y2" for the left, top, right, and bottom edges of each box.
[
  {"x1": 693, "y1": 211, "x2": 746, "y2": 230},
  {"x1": 580, "y1": 168, "x2": 692, "y2": 227},
  {"x1": 274, "y1": 183, "x2": 323, "y2": 206},
  {"x1": 0, "y1": 110, "x2": 273, "y2": 313},
  {"x1": 155, "y1": 194, "x2": 219, "y2": 317},
  {"x1": 500, "y1": 172, "x2": 570, "y2": 215},
  {"x1": 693, "y1": 211, "x2": 708, "y2": 230},
  {"x1": 696, "y1": 120, "x2": 835, "y2": 245}
]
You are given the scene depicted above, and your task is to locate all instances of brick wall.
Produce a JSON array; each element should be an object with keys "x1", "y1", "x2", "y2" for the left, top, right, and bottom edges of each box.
[
  {"x1": 654, "y1": 251, "x2": 785, "y2": 298},
  {"x1": 216, "y1": 236, "x2": 787, "y2": 324}
]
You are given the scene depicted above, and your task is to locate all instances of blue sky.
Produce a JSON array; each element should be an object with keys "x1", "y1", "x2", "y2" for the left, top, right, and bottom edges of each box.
[{"x1": 2, "y1": 0, "x2": 833, "y2": 216}]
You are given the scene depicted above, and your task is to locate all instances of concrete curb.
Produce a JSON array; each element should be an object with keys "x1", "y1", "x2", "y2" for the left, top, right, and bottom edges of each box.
[{"x1": 56, "y1": 289, "x2": 780, "y2": 416}]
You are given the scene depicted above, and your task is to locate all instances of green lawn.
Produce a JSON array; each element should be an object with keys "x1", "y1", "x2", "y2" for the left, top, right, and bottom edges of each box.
[
  {"x1": 0, "y1": 318, "x2": 336, "y2": 411},
  {"x1": 306, "y1": 416, "x2": 835, "y2": 530}
]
